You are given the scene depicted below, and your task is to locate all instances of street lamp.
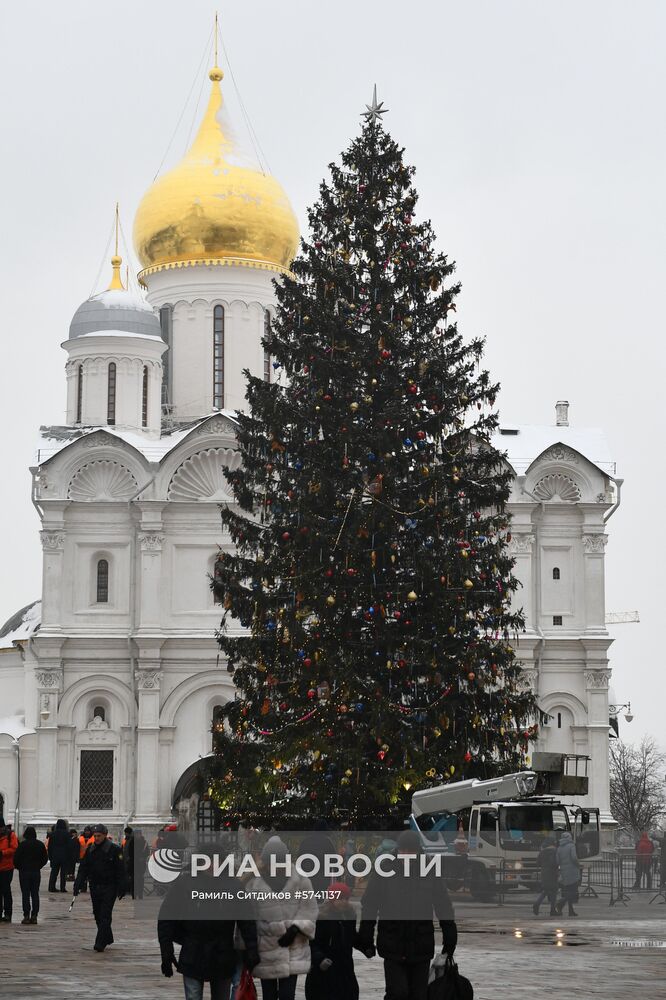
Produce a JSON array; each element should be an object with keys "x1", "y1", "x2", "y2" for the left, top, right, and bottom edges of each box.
[{"x1": 609, "y1": 702, "x2": 633, "y2": 724}]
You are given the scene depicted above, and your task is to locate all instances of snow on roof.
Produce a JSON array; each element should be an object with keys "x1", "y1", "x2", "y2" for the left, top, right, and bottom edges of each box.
[
  {"x1": 35, "y1": 411, "x2": 239, "y2": 466},
  {"x1": 73, "y1": 330, "x2": 164, "y2": 342},
  {"x1": 491, "y1": 424, "x2": 616, "y2": 478},
  {"x1": 0, "y1": 600, "x2": 41, "y2": 649},
  {"x1": 0, "y1": 715, "x2": 36, "y2": 739}
]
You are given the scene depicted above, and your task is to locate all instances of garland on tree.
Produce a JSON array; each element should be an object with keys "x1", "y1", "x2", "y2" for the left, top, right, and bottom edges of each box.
[{"x1": 210, "y1": 98, "x2": 543, "y2": 826}]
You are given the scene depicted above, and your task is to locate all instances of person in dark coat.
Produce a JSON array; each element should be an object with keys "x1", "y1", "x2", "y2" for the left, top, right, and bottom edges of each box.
[
  {"x1": 533, "y1": 836, "x2": 559, "y2": 916},
  {"x1": 48, "y1": 818, "x2": 71, "y2": 893},
  {"x1": 554, "y1": 832, "x2": 581, "y2": 917},
  {"x1": 67, "y1": 829, "x2": 80, "y2": 881},
  {"x1": 358, "y1": 830, "x2": 457, "y2": 1000},
  {"x1": 305, "y1": 882, "x2": 359, "y2": 1000},
  {"x1": 127, "y1": 829, "x2": 149, "y2": 900},
  {"x1": 13, "y1": 826, "x2": 48, "y2": 923},
  {"x1": 73, "y1": 824, "x2": 126, "y2": 951},
  {"x1": 158, "y1": 846, "x2": 259, "y2": 1000}
]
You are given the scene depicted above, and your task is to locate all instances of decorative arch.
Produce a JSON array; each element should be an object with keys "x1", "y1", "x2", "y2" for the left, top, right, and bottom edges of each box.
[
  {"x1": 539, "y1": 691, "x2": 587, "y2": 728},
  {"x1": 68, "y1": 460, "x2": 138, "y2": 501},
  {"x1": 160, "y1": 671, "x2": 234, "y2": 728},
  {"x1": 57, "y1": 674, "x2": 134, "y2": 728},
  {"x1": 532, "y1": 473, "x2": 582, "y2": 502},
  {"x1": 167, "y1": 448, "x2": 241, "y2": 501}
]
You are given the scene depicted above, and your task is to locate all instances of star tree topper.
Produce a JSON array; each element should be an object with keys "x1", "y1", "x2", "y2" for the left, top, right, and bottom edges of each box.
[{"x1": 363, "y1": 84, "x2": 388, "y2": 123}]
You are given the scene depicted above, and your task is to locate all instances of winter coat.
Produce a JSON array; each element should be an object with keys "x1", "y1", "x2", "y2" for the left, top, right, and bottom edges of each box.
[
  {"x1": 0, "y1": 831, "x2": 19, "y2": 872},
  {"x1": 537, "y1": 843, "x2": 559, "y2": 891},
  {"x1": 305, "y1": 902, "x2": 359, "y2": 1000},
  {"x1": 359, "y1": 855, "x2": 457, "y2": 963},
  {"x1": 47, "y1": 821, "x2": 71, "y2": 865},
  {"x1": 636, "y1": 834, "x2": 654, "y2": 859},
  {"x1": 74, "y1": 839, "x2": 125, "y2": 891},
  {"x1": 158, "y1": 873, "x2": 257, "y2": 982},
  {"x1": 556, "y1": 833, "x2": 580, "y2": 887},
  {"x1": 246, "y1": 871, "x2": 318, "y2": 980},
  {"x1": 13, "y1": 838, "x2": 48, "y2": 872}
]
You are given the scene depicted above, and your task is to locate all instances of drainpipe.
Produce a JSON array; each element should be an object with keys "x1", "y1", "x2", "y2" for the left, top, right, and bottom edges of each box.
[{"x1": 603, "y1": 478, "x2": 623, "y2": 524}]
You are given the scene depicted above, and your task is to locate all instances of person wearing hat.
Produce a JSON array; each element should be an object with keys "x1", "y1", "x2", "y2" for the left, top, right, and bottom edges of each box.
[
  {"x1": 304, "y1": 881, "x2": 361, "y2": 1000},
  {"x1": 13, "y1": 826, "x2": 48, "y2": 924},
  {"x1": 245, "y1": 836, "x2": 318, "y2": 1000},
  {"x1": 73, "y1": 824, "x2": 126, "y2": 951},
  {"x1": 358, "y1": 829, "x2": 457, "y2": 1000}
]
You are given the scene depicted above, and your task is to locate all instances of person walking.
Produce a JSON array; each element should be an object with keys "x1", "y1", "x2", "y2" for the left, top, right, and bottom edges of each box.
[
  {"x1": 532, "y1": 835, "x2": 559, "y2": 917},
  {"x1": 633, "y1": 832, "x2": 655, "y2": 890},
  {"x1": 358, "y1": 829, "x2": 457, "y2": 1000},
  {"x1": 246, "y1": 836, "x2": 318, "y2": 1000},
  {"x1": 554, "y1": 831, "x2": 581, "y2": 917},
  {"x1": 73, "y1": 824, "x2": 125, "y2": 951},
  {"x1": 47, "y1": 818, "x2": 71, "y2": 893},
  {"x1": 304, "y1": 882, "x2": 360, "y2": 1000},
  {"x1": 158, "y1": 845, "x2": 259, "y2": 1000},
  {"x1": 128, "y1": 828, "x2": 149, "y2": 900},
  {"x1": 13, "y1": 826, "x2": 48, "y2": 924},
  {"x1": 0, "y1": 820, "x2": 19, "y2": 922},
  {"x1": 67, "y1": 829, "x2": 80, "y2": 883}
]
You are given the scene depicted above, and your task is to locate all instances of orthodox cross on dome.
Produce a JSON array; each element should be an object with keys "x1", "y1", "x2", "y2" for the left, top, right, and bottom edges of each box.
[
  {"x1": 108, "y1": 202, "x2": 125, "y2": 291},
  {"x1": 362, "y1": 84, "x2": 388, "y2": 124}
]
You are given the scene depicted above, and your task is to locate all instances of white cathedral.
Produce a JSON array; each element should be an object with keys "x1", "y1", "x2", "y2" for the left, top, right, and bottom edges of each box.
[{"x1": 0, "y1": 61, "x2": 621, "y2": 839}]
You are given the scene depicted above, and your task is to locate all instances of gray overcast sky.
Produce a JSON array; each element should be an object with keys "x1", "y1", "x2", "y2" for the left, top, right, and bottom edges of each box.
[{"x1": 1, "y1": 1, "x2": 663, "y2": 746}]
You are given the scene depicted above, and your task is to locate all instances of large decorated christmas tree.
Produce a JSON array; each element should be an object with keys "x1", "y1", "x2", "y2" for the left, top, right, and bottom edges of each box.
[{"x1": 211, "y1": 94, "x2": 541, "y2": 826}]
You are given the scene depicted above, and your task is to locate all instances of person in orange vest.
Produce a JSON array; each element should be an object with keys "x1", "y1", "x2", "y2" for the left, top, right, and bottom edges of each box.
[{"x1": 0, "y1": 819, "x2": 19, "y2": 922}]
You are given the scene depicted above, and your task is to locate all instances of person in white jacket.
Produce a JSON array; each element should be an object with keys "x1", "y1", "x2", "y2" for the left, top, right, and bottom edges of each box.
[{"x1": 247, "y1": 836, "x2": 318, "y2": 1000}]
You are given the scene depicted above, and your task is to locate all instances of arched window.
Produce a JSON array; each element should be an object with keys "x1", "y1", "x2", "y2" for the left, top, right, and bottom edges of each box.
[
  {"x1": 92, "y1": 705, "x2": 106, "y2": 722},
  {"x1": 96, "y1": 559, "x2": 109, "y2": 603},
  {"x1": 213, "y1": 553, "x2": 224, "y2": 605},
  {"x1": 212, "y1": 704, "x2": 224, "y2": 750},
  {"x1": 107, "y1": 362, "x2": 117, "y2": 425},
  {"x1": 263, "y1": 310, "x2": 272, "y2": 382},
  {"x1": 142, "y1": 366, "x2": 149, "y2": 427},
  {"x1": 159, "y1": 304, "x2": 172, "y2": 409},
  {"x1": 213, "y1": 305, "x2": 224, "y2": 408},
  {"x1": 557, "y1": 712, "x2": 562, "y2": 729},
  {"x1": 552, "y1": 567, "x2": 561, "y2": 580},
  {"x1": 76, "y1": 364, "x2": 83, "y2": 423}
]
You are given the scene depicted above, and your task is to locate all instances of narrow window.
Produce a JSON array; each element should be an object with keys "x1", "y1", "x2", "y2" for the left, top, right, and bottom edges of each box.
[
  {"x1": 96, "y1": 559, "x2": 109, "y2": 603},
  {"x1": 142, "y1": 366, "x2": 149, "y2": 427},
  {"x1": 557, "y1": 712, "x2": 562, "y2": 729},
  {"x1": 263, "y1": 310, "x2": 272, "y2": 382},
  {"x1": 159, "y1": 304, "x2": 172, "y2": 408},
  {"x1": 107, "y1": 362, "x2": 117, "y2": 425},
  {"x1": 552, "y1": 567, "x2": 561, "y2": 580},
  {"x1": 79, "y1": 749, "x2": 114, "y2": 810},
  {"x1": 212, "y1": 704, "x2": 224, "y2": 749},
  {"x1": 76, "y1": 364, "x2": 83, "y2": 423},
  {"x1": 213, "y1": 554, "x2": 224, "y2": 605},
  {"x1": 213, "y1": 305, "x2": 224, "y2": 408},
  {"x1": 92, "y1": 705, "x2": 106, "y2": 722},
  {"x1": 553, "y1": 615, "x2": 563, "y2": 626}
]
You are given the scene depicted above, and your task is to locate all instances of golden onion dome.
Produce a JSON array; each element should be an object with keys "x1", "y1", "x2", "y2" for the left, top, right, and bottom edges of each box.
[{"x1": 133, "y1": 67, "x2": 299, "y2": 276}]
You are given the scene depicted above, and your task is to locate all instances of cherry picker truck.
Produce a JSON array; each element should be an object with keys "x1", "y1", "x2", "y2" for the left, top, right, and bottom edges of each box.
[{"x1": 409, "y1": 753, "x2": 600, "y2": 899}]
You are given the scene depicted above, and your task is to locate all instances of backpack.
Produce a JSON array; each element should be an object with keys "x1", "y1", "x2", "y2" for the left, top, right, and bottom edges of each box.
[{"x1": 428, "y1": 955, "x2": 474, "y2": 1000}]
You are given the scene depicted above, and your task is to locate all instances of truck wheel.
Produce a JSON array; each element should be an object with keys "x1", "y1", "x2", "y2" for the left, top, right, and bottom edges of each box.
[{"x1": 469, "y1": 865, "x2": 494, "y2": 901}]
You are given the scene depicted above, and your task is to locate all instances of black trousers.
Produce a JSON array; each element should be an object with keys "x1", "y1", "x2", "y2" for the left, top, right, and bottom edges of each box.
[
  {"x1": 383, "y1": 959, "x2": 430, "y2": 1000},
  {"x1": 48, "y1": 861, "x2": 67, "y2": 892},
  {"x1": 19, "y1": 871, "x2": 41, "y2": 916},
  {"x1": 0, "y1": 870, "x2": 13, "y2": 918},
  {"x1": 90, "y1": 883, "x2": 117, "y2": 949},
  {"x1": 260, "y1": 976, "x2": 298, "y2": 1000}
]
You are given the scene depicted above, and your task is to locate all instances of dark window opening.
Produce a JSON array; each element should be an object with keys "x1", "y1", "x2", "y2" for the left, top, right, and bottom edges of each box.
[
  {"x1": 553, "y1": 567, "x2": 561, "y2": 580},
  {"x1": 79, "y1": 749, "x2": 114, "y2": 810},
  {"x1": 553, "y1": 615, "x2": 563, "y2": 626},
  {"x1": 159, "y1": 304, "x2": 172, "y2": 409},
  {"x1": 264, "y1": 310, "x2": 272, "y2": 382},
  {"x1": 76, "y1": 364, "x2": 83, "y2": 423},
  {"x1": 92, "y1": 705, "x2": 106, "y2": 722},
  {"x1": 107, "y1": 362, "x2": 117, "y2": 425},
  {"x1": 213, "y1": 305, "x2": 224, "y2": 408},
  {"x1": 96, "y1": 559, "x2": 109, "y2": 603},
  {"x1": 557, "y1": 712, "x2": 562, "y2": 729},
  {"x1": 213, "y1": 555, "x2": 224, "y2": 605},
  {"x1": 142, "y1": 366, "x2": 149, "y2": 427},
  {"x1": 212, "y1": 704, "x2": 224, "y2": 750}
]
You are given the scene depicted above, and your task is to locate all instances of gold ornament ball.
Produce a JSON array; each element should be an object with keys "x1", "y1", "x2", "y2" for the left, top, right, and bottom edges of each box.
[
  {"x1": 407, "y1": 590, "x2": 418, "y2": 602},
  {"x1": 350, "y1": 402, "x2": 359, "y2": 412},
  {"x1": 326, "y1": 595, "x2": 336, "y2": 605},
  {"x1": 463, "y1": 579, "x2": 474, "y2": 589},
  {"x1": 345, "y1": 769, "x2": 353, "y2": 777}
]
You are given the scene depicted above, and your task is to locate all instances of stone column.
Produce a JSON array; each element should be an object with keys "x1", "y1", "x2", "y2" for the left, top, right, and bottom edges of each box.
[
  {"x1": 133, "y1": 664, "x2": 163, "y2": 823},
  {"x1": 581, "y1": 533, "x2": 608, "y2": 633},
  {"x1": 584, "y1": 667, "x2": 613, "y2": 821},
  {"x1": 137, "y1": 532, "x2": 166, "y2": 632},
  {"x1": 31, "y1": 664, "x2": 63, "y2": 823},
  {"x1": 39, "y1": 530, "x2": 66, "y2": 631}
]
